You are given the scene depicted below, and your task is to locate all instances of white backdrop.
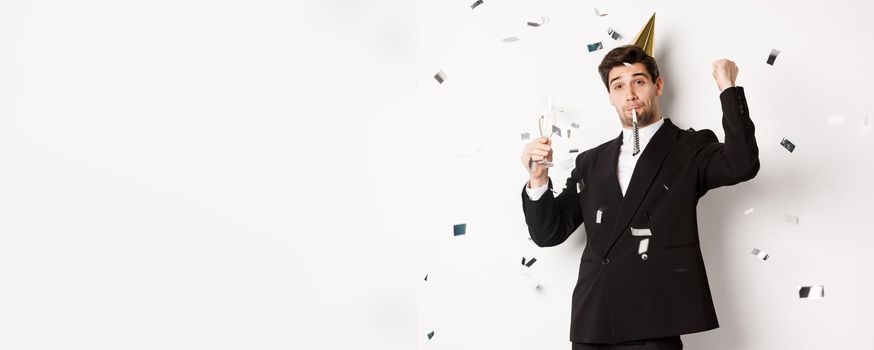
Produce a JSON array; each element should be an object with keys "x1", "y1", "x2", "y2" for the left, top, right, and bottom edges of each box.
[
  {"x1": 2, "y1": 1, "x2": 874, "y2": 349},
  {"x1": 419, "y1": 0, "x2": 874, "y2": 349},
  {"x1": 0, "y1": 1, "x2": 418, "y2": 349}
]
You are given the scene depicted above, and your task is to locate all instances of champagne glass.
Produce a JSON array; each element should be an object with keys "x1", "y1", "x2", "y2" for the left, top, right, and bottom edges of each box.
[{"x1": 529, "y1": 98, "x2": 556, "y2": 170}]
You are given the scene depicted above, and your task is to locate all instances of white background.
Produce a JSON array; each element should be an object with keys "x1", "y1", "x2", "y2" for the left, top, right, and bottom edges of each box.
[
  {"x1": 1, "y1": 0, "x2": 873, "y2": 349},
  {"x1": 419, "y1": 0, "x2": 874, "y2": 349},
  {"x1": 0, "y1": 0, "x2": 417, "y2": 349}
]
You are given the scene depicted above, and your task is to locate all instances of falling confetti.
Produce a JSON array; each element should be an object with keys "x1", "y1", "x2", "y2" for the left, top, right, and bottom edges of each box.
[
  {"x1": 502, "y1": 36, "x2": 520, "y2": 43},
  {"x1": 631, "y1": 228, "x2": 652, "y2": 236},
  {"x1": 587, "y1": 42, "x2": 604, "y2": 52},
  {"x1": 526, "y1": 16, "x2": 549, "y2": 27},
  {"x1": 571, "y1": 122, "x2": 580, "y2": 129},
  {"x1": 780, "y1": 138, "x2": 796, "y2": 153},
  {"x1": 552, "y1": 125, "x2": 562, "y2": 137},
  {"x1": 470, "y1": 0, "x2": 483, "y2": 10},
  {"x1": 521, "y1": 132, "x2": 530, "y2": 140},
  {"x1": 434, "y1": 70, "x2": 447, "y2": 84},
  {"x1": 638, "y1": 238, "x2": 650, "y2": 254},
  {"x1": 522, "y1": 257, "x2": 537, "y2": 267},
  {"x1": 798, "y1": 285, "x2": 825, "y2": 299},
  {"x1": 453, "y1": 223, "x2": 466, "y2": 236},
  {"x1": 569, "y1": 149, "x2": 579, "y2": 153},
  {"x1": 427, "y1": 331, "x2": 436, "y2": 340},
  {"x1": 767, "y1": 49, "x2": 781, "y2": 65},
  {"x1": 785, "y1": 214, "x2": 799, "y2": 225},
  {"x1": 751, "y1": 248, "x2": 770, "y2": 260},
  {"x1": 594, "y1": 8, "x2": 607, "y2": 16},
  {"x1": 607, "y1": 27, "x2": 621, "y2": 40},
  {"x1": 744, "y1": 208, "x2": 755, "y2": 215}
]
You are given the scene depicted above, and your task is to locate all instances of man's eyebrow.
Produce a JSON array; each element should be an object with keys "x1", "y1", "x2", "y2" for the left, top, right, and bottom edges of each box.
[{"x1": 610, "y1": 72, "x2": 649, "y2": 85}]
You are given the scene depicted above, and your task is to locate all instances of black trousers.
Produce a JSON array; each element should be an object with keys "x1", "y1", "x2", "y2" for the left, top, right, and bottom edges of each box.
[{"x1": 572, "y1": 336, "x2": 682, "y2": 350}]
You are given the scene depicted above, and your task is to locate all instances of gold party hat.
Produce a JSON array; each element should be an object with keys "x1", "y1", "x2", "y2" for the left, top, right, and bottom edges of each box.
[{"x1": 630, "y1": 13, "x2": 655, "y2": 56}]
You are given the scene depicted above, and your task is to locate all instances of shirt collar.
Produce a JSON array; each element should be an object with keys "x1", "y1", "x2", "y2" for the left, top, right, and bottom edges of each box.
[{"x1": 622, "y1": 117, "x2": 664, "y2": 145}]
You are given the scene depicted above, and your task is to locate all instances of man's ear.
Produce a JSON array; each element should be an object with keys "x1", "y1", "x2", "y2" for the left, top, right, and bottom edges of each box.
[{"x1": 655, "y1": 76, "x2": 664, "y2": 96}]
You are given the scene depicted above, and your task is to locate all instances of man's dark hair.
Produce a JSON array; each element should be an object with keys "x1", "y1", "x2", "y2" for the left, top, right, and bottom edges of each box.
[{"x1": 598, "y1": 45, "x2": 660, "y2": 91}]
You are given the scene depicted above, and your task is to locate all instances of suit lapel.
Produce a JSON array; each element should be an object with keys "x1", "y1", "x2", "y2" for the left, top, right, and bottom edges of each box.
[
  {"x1": 604, "y1": 119, "x2": 680, "y2": 255},
  {"x1": 586, "y1": 133, "x2": 624, "y2": 260}
]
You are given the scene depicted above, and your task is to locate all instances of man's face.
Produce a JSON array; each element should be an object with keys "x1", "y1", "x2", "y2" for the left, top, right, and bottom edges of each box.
[{"x1": 607, "y1": 63, "x2": 664, "y2": 129}]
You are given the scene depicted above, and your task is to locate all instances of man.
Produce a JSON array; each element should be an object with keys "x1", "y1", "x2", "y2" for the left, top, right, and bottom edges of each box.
[{"x1": 519, "y1": 45, "x2": 760, "y2": 349}]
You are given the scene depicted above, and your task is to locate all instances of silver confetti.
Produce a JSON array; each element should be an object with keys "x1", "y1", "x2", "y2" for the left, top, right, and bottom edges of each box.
[
  {"x1": 434, "y1": 70, "x2": 447, "y2": 84},
  {"x1": 526, "y1": 16, "x2": 549, "y2": 27},
  {"x1": 470, "y1": 0, "x2": 483, "y2": 9},
  {"x1": 521, "y1": 132, "x2": 530, "y2": 140},
  {"x1": 571, "y1": 122, "x2": 580, "y2": 129},
  {"x1": 521, "y1": 257, "x2": 537, "y2": 267},
  {"x1": 631, "y1": 228, "x2": 652, "y2": 237},
  {"x1": 596, "y1": 208, "x2": 603, "y2": 224},
  {"x1": 594, "y1": 8, "x2": 607, "y2": 16},
  {"x1": 798, "y1": 285, "x2": 825, "y2": 299},
  {"x1": 780, "y1": 138, "x2": 796, "y2": 153},
  {"x1": 607, "y1": 27, "x2": 621, "y2": 40},
  {"x1": 552, "y1": 125, "x2": 562, "y2": 137},
  {"x1": 638, "y1": 238, "x2": 650, "y2": 254},
  {"x1": 785, "y1": 214, "x2": 799, "y2": 225},
  {"x1": 767, "y1": 48, "x2": 781, "y2": 65},
  {"x1": 502, "y1": 36, "x2": 520, "y2": 43},
  {"x1": 567, "y1": 129, "x2": 571, "y2": 138},
  {"x1": 751, "y1": 248, "x2": 770, "y2": 260},
  {"x1": 663, "y1": 184, "x2": 669, "y2": 191},
  {"x1": 744, "y1": 208, "x2": 755, "y2": 215},
  {"x1": 569, "y1": 149, "x2": 579, "y2": 153},
  {"x1": 623, "y1": 62, "x2": 633, "y2": 67},
  {"x1": 427, "y1": 331, "x2": 435, "y2": 340}
]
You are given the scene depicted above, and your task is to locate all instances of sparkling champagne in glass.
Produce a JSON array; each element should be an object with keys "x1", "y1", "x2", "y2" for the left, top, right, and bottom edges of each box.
[{"x1": 531, "y1": 98, "x2": 556, "y2": 169}]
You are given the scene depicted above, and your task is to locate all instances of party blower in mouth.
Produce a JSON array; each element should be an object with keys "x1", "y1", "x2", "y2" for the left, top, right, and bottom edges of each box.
[{"x1": 631, "y1": 108, "x2": 640, "y2": 156}]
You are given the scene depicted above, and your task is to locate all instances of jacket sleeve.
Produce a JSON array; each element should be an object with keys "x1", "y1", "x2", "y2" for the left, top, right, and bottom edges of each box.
[
  {"x1": 520, "y1": 153, "x2": 585, "y2": 247},
  {"x1": 693, "y1": 86, "x2": 761, "y2": 195}
]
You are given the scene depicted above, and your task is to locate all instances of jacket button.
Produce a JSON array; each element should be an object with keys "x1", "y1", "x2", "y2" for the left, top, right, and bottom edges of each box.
[{"x1": 601, "y1": 258, "x2": 610, "y2": 265}]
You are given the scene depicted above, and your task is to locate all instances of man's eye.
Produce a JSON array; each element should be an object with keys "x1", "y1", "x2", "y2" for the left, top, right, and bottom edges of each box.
[
  {"x1": 613, "y1": 84, "x2": 622, "y2": 90},
  {"x1": 635, "y1": 80, "x2": 644, "y2": 85}
]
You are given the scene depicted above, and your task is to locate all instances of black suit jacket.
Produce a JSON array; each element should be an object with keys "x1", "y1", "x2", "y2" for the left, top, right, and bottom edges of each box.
[{"x1": 521, "y1": 87, "x2": 759, "y2": 344}]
